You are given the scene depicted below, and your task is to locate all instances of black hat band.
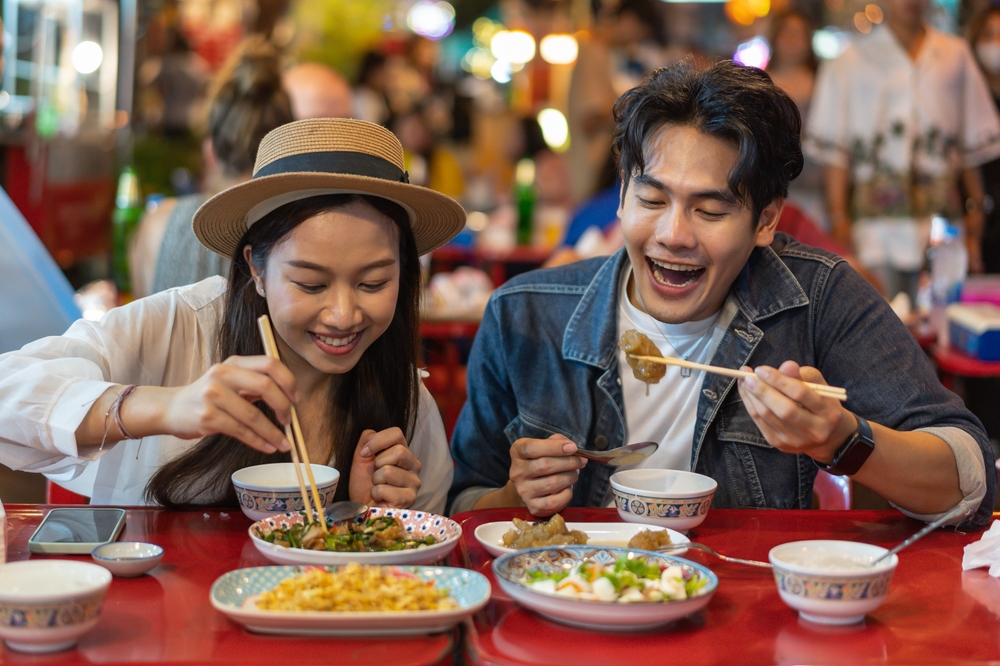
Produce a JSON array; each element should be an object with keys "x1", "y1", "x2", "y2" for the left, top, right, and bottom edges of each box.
[{"x1": 254, "y1": 150, "x2": 410, "y2": 184}]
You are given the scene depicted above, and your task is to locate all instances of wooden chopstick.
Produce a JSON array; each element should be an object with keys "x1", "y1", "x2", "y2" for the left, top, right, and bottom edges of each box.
[
  {"x1": 257, "y1": 315, "x2": 328, "y2": 532},
  {"x1": 628, "y1": 355, "x2": 848, "y2": 402}
]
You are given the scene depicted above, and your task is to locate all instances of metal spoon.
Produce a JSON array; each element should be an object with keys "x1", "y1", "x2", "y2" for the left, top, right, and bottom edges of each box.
[
  {"x1": 574, "y1": 441, "x2": 658, "y2": 467},
  {"x1": 323, "y1": 501, "x2": 369, "y2": 524},
  {"x1": 870, "y1": 503, "x2": 966, "y2": 566},
  {"x1": 656, "y1": 541, "x2": 773, "y2": 569}
]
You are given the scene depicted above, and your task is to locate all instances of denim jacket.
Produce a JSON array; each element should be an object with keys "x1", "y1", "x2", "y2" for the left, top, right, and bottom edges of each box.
[{"x1": 448, "y1": 235, "x2": 997, "y2": 525}]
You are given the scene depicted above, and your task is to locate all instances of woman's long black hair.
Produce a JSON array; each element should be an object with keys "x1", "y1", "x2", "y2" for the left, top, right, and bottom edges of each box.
[{"x1": 145, "y1": 193, "x2": 421, "y2": 507}]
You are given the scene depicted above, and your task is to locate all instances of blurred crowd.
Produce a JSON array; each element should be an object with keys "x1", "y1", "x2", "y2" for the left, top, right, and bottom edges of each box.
[{"x1": 127, "y1": 0, "x2": 1000, "y2": 307}]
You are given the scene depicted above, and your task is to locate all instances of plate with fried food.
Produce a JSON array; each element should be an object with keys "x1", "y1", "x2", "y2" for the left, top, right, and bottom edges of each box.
[
  {"x1": 249, "y1": 507, "x2": 462, "y2": 566},
  {"x1": 211, "y1": 563, "x2": 490, "y2": 636},
  {"x1": 473, "y1": 514, "x2": 689, "y2": 558}
]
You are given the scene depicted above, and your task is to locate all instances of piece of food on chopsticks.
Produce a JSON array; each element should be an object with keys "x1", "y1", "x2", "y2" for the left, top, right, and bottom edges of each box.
[
  {"x1": 619, "y1": 330, "x2": 666, "y2": 394},
  {"x1": 526, "y1": 554, "x2": 708, "y2": 603},
  {"x1": 260, "y1": 514, "x2": 439, "y2": 552},
  {"x1": 255, "y1": 563, "x2": 458, "y2": 612},
  {"x1": 501, "y1": 514, "x2": 589, "y2": 549},
  {"x1": 627, "y1": 529, "x2": 672, "y2": 550}
]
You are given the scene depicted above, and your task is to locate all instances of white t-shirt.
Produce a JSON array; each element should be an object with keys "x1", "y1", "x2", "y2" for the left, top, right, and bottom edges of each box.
[
  {"x1": 615, "y1": 268, "x2": 735, "y2": 476},
  {"x1": 0, "y1": 277, "x2": 453, "y2": 513}
]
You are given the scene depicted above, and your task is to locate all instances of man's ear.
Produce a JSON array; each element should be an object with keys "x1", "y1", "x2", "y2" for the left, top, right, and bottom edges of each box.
[{"x1": 754, "y1": 198, "x2": 784, "y2": 248}]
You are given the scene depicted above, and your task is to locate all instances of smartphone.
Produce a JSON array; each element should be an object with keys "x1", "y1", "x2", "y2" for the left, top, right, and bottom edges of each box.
[{"x1": 28, "y1": 507, "x2": 126, "y2": 554}]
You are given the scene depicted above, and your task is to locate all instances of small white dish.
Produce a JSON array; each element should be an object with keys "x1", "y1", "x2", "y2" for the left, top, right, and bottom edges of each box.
[
  {"x1": 248, "y1": 507, "x2": 462, "y2": 566},
  {"x1": 231, "y1": 463, "x2": 340, "y2": 521},
  {"x1": 474, "y1": 521, "x2": 689, "y2": 558},
  {"x1": 493, "y1": 546, "x2": 717, "y2": 631},
  {"x1": 92, "y1": 542, "x2": 164, "y2": 577},
  {"x1": 0, "y1": 560, "x2": 112, "y2": 653},
  {"x1": 610, "y1": 469, "x2": 717, "y2": 531},
  {"x1": 211, "y1": 565, "x2": 491, "y2": 636},
  {"x1": 769, "y1": 540, "x2": 898, "y2": 625}
]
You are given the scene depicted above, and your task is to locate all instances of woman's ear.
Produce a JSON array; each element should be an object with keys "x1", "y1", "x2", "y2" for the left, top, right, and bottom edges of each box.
[{"x1": 243, "y1": 246, "x2": 266, "y2": 297}]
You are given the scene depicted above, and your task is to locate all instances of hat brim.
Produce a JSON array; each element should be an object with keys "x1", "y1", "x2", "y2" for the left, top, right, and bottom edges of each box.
[{"x1": 192, "y1": 172, "x2": 467, "y2": 258}]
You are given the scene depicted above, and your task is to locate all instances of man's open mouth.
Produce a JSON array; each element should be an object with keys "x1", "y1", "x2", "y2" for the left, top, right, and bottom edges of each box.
[{"x1": 647, "y1": 257, "x2": 706, "y2": 288}]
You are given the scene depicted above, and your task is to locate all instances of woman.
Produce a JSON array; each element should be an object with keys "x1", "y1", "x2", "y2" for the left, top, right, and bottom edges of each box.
[
  {"x1": 969, "y1": 4, "x2": 1000, "y2": 273},
  {"x1": 0, "y1": 118, "x2": 466, "y2": 514},
  {"x1": 766, "y1": 11, "x2": 827, "y2": 230},
  {"x1": 131, "y1": 35, "x2": 293, "y2": 298}
]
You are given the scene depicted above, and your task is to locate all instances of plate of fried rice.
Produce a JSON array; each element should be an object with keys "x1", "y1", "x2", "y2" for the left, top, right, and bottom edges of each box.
[{"x1": 210, "y1": 564, "x2": 491, "y2": 636}]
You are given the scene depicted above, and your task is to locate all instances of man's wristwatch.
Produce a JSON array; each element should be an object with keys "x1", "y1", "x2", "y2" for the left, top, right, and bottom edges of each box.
[{"x1": 814, "y1": 414, "x2": 874, "y2": 476}]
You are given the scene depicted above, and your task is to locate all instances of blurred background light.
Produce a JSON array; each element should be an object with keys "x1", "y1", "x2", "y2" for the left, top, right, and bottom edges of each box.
[
  {"x1": 71, "y1": 41, "x2": 103, "y2": 74},
  {"x1": 490, "y1": 59, "x2": 512, "y2": 83},
  {"x1": 864, "y1": 4, "x2": 884, "y2": 23},
  {"x1": 539, "y1": 34, "x2": 579, "y2": 65},
  {"x1": 406, "y1": 1, "x2": 456, "y2": 40},
  {"x1": 491, "y1": 30, "x2": 536, "y2": 64},
  {"x1": 537, "y1": 108, "x2": 569, "y2": 150},
  {"x1": 733, "y1": 36, "x2": 770, "y2": 68},
  {"x1": 812, "y1": 28, "x2": 850, "y2": 59}
]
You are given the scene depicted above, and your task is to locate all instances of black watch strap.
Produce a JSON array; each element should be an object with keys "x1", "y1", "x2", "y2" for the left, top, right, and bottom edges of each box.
[{"x1": 815, "y1": 414, "x2": 875, "y2": 477}]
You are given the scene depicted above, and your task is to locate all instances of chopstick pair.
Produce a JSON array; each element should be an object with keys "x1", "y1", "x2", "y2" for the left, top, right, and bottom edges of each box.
[
  {"x1": 628, "y1": 355, "x2": 848, "y2": 402},
  {"x1": 257, "y1": 315, "x2": 328, "y2": 533}
]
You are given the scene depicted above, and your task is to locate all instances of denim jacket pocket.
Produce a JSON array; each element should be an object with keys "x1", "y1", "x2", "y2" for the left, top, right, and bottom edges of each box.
[{"x1": 713, "y1": 396, "x2": 771, "y2": 508}]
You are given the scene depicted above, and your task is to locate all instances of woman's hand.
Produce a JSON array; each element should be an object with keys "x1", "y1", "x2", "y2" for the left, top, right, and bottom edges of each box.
[
  {"x1": 158, "y1": 355, "x2": 297, "y2": 453},
  {"x1": 349, "y1": 427, "x2": 422, "y2": 508},
  {"x1": 737, "y1": 360, "x2": 856, "y2": 463},
  {"x1": 508, "y1": 434, "x2": 587, "y2": 517}
]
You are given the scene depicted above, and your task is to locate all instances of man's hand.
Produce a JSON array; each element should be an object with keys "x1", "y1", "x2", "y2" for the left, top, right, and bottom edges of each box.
[
  {"x1": 737, "y1": 361, "x2": 857, "y2": 463},
  {"x1": 509, "y1": 434, "x2": 587, "y2": 517},
  {"x1": 349, "y1": 427, "x2": 422, "y2": 509}
]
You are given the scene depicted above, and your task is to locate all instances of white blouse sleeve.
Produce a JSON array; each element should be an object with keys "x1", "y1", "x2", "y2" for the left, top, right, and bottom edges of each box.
[
  {"x1": 407, "y1": 381, "x2": 453, "y2": 515},
  {"x1": 0, "y1": 282, "x2": 216, "y2": 478}
]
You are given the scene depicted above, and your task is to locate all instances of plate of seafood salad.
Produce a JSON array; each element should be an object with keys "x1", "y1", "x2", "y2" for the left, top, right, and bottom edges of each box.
[
  {"x1": 493, "y1": 546, "x2": 717, "y2": 631},
  {"x1": 248, "y1": 507, "x2": 462, "y2": 566},
  {"x1": 527, "y1": 554, "x2": 708, "y2": 602},
  {"x1": 210, "y1": 564, "x2": 491, "y2": 636}
]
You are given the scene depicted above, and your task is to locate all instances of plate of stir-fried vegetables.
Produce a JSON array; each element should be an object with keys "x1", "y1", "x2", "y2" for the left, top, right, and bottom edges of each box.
[
  {"x1": 249, "y1": 507, "x2": 462, "y2": 566},
  {"x1": 493, "y1": 546, "x2": 717, "y2": 631}
]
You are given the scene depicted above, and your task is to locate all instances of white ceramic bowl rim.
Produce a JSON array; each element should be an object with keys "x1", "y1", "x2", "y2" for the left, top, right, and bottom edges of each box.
[
  {"x1": 610, "y1": 469, "x2": 718, "y2": 498},
  {"x1": 92, "y1": 542, "x2": 164, "y2": 562},
  {"x1": 231, "y1": 463, "x2": 340, "y2": 491},
  {"x1": 768, "y1": 540, "x2": 898, "y2": 576},
  {"x1": 0, "y1": 560, "x2": 112, "y2": 602}
]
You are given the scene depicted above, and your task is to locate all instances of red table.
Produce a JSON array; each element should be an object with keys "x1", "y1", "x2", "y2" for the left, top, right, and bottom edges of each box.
[
  {"x1": 1, "y1": 506, "x2": 455, "y2": 665},
  {"x1": 933, "y1": 345, "x2": 1000, "y2": 389},
  {"x1": 450, "y1": 508, "x2": 1000, "y2": 666}
]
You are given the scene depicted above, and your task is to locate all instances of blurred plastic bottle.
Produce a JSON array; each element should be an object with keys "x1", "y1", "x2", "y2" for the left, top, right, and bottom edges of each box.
[
  {"x1": 111, "y1": 167, "x2": 143, "y2": 297},
  {"x1": 514, "y1": 158, "x2": 537, "y2": 246},
  {"x1": 927, "y1": 216, "x2": 968, "y2": 345}
]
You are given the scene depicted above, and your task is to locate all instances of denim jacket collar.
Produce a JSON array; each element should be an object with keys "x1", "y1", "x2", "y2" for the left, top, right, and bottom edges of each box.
[{"x1": 561, "y1": 244, "x2": 810, "y2": 370}]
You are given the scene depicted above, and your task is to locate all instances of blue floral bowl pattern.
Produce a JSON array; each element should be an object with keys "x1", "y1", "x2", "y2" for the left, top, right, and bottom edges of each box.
[
  {"x1": 0, "y1": 595, "x2": 105, "y2": 629},
  {"x1": 772, "y1": 569, "x2": 893, "y2": 601},
  {"x1": 236, "y1": 483, "x2": 338, "y2": 520},
  {"x1": 612, "y1": 488, "x2": 714, "y2": 530}
]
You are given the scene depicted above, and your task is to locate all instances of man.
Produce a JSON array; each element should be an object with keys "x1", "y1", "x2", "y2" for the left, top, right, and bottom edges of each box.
[
  {"x1": 807, "y1": 0, "x2": 1000, "y2": 298},
  {"x1": 283, "y1": 61, "x2": 353, "y2": 121},
  {"x1": 448, "y1": 60, "x2": 996, "y2": 527}
]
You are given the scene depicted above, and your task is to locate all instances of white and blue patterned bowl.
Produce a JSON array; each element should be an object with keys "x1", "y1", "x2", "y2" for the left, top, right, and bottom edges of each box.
[
  {"x1": 0, "y1": 560, "x2": 112, "y2": 653},
  {"x1": 210, "y1": 565, "x2": 490, "y2": 636},
  {"x1": 248, "y1": 506, "x2": 462, "y2": 566},
  {"x1": 232, "y1": 463, "x2": 340, "y2": 521},
  {"x1": 769, "y1": 540, "x2": 898, "y2": 625},
  {"x1": 610, "y1": 469, "x2": 717, "y2": 531},
  {"x1": 493, "y1": 545, "x2": 717, "y2": 631}
]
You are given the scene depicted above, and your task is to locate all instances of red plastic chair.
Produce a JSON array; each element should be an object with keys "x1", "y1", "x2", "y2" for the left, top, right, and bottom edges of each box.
[
  {"x1": 813, "y1": 470, "x2": 852, "y2": 510},
  {"x1": 45, "y1": 480, "x2": 89, "y2": 504}
]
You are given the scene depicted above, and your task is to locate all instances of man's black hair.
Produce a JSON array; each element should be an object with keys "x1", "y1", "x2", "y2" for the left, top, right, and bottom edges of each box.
[{"x1": 612, "y1": 59, "x2": 804, "y2": 226}]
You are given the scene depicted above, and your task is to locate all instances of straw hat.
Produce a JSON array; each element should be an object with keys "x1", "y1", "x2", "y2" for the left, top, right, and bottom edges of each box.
[{"x1": 193, "y1": 118, "x2": 466, "y2": 257}]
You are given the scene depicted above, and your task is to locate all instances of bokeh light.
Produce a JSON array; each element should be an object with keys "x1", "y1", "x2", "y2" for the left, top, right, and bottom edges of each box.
[
  {"x1": 72, "y1": 41, "x2": 103, "y2": 74},
  {"x1": 540, "y1": 34, "x2": 579, "y2": 65},
  {"x1": 491, "y1": 59, "x2": 512, "y2": 83},
  {"x1": 853, "y1": 12, "x2": 873, "y2": 33},
  {"x1": 491, "y1": 30, "x2": 536, "y2": 64},
  {"x1": 812, "y1": 28, "x2": 850, "y2": 59},
  {"x1": 537, "y1": 108, "x2": 570, "y2": 151},
  {"x1": 865, "y1": 4, "x2": 884, "y2": 23},
  {"x1": 406, "y1": 1, "x2": 455, "y2": 40},
  {"x1": 733, "y1": 36, "x2": 770, "y2": 69}
]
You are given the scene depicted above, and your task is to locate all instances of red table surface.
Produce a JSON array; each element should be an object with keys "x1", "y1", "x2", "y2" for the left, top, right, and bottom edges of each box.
[
  {"x1": 1, "y1": 506, "x2": 454, "y2": 666},
  {"x1": 449, "y1": 507, "x2": 1000, "y2": 666}
]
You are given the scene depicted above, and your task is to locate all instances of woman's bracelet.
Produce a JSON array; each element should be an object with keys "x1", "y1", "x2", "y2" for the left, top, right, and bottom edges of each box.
[{"x1": 112, "y1": 385, "x2": 138, "y2": 441}]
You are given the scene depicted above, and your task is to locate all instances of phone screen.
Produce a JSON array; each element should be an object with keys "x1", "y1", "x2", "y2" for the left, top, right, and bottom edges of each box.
[{"x1": 31, "y1": 508, "x2": 125, "y2": 543}]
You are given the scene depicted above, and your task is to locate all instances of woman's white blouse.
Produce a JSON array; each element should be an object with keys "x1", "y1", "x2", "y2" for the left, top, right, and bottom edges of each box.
[{"x1": 0, "y1": 276, "x2": 453, "y2": 513}]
